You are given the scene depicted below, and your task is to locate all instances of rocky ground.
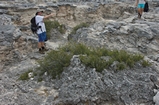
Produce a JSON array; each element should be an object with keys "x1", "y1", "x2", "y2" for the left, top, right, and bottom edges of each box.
[{"x1": 0, "y1": 1, "x2": 159, "y2": 105}]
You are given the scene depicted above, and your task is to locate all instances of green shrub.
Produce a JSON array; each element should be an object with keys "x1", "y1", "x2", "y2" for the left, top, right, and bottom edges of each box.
[
  {"x1": 70, "y1": 22, "x2": 89, "y2": 35},
  {"x1": 142, "y1": 60, "x2": 151, "y2": 67},
  {"x1": 131, "y1": 54, "x2": 144, "y2": 62},
  {"x1": 18, "y1": 69, "x2": 33, "y2": 80},
  {"x1": 126, "y1": 58, "x2": 135, "y2": 68},
  {"x1": 80, "y1": 55, "x2": 106, "y2": 71},
  {"x1": 33, "y1": 42, "x2": 150, "y2": 80},
  {"x1": 80, "y1": 55, "x2": 113, "y2": 72},
  {"x1": 59, "y1": 42, "x2": 91, "y2": 55},
  {"x1": 116, "y1": 63, "x2": 126, "y2": 70},
  {"x1": 91, "y1": 47, "x2": 109, "y2": 57},
  {"x1": 36, "y1": 42, "x2": 92, "y2": 79},
  {"x1": 44, "y1": 20, "x2": 65, "y2": 39},
  {"x1": 37, "y1": 50, "x2": 73, "y2": 79},
  {"x1": 115, "y1": 50, "x2": 130, "y2": 62},
  {"x1": 68, "y1": 22, "x2": 89, "y2": 40}
]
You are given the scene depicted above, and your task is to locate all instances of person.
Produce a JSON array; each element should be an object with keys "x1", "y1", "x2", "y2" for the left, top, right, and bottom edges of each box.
[
  {"x1": 135, "y1": 0, "x2": 146, "y2": 19},
  {"x1": 35, "y1": 9, "x2": 56, "y2": 54}
]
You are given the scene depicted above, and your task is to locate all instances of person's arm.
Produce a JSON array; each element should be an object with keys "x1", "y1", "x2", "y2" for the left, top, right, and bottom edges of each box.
[
  {"x1": 44, "y1": 13, "x2": 56, "y2": 19},
  {"x1": 135, "y1": 0, "x2": 139, "y2": 6}
]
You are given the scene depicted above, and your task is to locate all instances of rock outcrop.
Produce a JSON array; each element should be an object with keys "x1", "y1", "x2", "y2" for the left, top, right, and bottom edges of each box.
[{"x1": 0, "y1": 1, "x2": 159, "y2": 105}]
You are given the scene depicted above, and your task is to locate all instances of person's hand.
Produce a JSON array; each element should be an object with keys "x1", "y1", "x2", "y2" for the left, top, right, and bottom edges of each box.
[
  {"x1": 50, "y1": 13, "x2": 56, "y2": 16},
  {"x1": 44, "y1": 13, "x2": 56, "y2": 19}
]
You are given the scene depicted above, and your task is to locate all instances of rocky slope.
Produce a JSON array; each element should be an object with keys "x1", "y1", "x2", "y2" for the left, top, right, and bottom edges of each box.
[{"x1": 0, "y1": 1, "x2": 159, "y2": 105}]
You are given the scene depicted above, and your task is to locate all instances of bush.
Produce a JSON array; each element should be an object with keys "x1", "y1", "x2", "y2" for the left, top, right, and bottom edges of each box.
[
  {"x1": 79, "y1": 47, "x2": 148, "y2": 71},
  {"x1": 68, "y1": 22, "x2": 89, "y2": 40},
  {"x1": 59, "y1": 42, "x2": 91, "y2": 55},
  {"x1": 37, "y1": 50, "x2": 73, "y2": 79},
  {"x1": 31, "y1": 42, "x2": 150, "y2": 80},
  {"x1": 18, "y1": 69, "x2": 33, "y2": 80},
  {"x1": 44, "y1": 20, "x2": 65, "y2": 39},
  {"x1": 116, "y1": 63, "x2": 126, "y2": 70},
  {"x1": 70, "y1": 22, "x2": 89, "y2": 35},
  {"x1": 80, "y1": 55, "x2": 111, "y2": 72},
  {"x1": 142, "y1": 60, "x2": 151, "y2": 67}
]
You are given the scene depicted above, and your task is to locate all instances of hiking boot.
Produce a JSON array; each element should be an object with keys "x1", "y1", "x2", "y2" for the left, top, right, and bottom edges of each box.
[
  {"x1": 39, "y1": 50, "x2": 45, "y2": 54},
  {"x1": 42, "y1": 47, "x2": 49, "y2": 51}
]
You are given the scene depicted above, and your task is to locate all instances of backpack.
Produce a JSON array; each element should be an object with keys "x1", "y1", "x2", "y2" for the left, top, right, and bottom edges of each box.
[
  {"x1": 30, "y1": 16, "x2": 40, "y2": 34},
  {"x1": 144, "y1": 2, "x2": 149, "y2": 12}
]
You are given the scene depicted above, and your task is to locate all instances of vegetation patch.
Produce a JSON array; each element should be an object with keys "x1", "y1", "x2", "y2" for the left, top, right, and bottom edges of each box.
[
  {"x1": 18, "y1": 69, "x2": 33, "y2": 80},
  {"x1": 70, "y1": 22, "x2": 89, "y2": 35},
  {"x1": 18, "y1": 42, "x2": 151, "y2": 80},
  {"x1": 32, "y1": 42, "x2": 151, "y2": 80},
  {"x1": 79, "y1": 47, "x2": 151, "y2": 72},
  {"x1": 68, "y1": 22, "x2": 89, "y2": 40},
  {"x1": 37, "y1": 49, "x2": 73, "y2": 79},
  {"x1": 44, "y1": 20, "x2": 65, "y2": 39}
]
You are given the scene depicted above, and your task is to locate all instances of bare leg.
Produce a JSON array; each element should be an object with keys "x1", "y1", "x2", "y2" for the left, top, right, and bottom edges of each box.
[
  {"x1": 38, "y1": 42, "x2": 45, "y2": 48},
  {"x1": 138, "y1": 8, "x2": 144, "y2": 18},
  {"x1": 140, "y1": 8, "x2": 144, "y2": 16},
  {"x1": 38, "y1": 42, "x2": 42, "y2": 49}
]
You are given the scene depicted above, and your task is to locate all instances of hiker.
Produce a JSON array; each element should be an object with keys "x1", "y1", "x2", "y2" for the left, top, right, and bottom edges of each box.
[
  {"x1": 35, "y1": 9, "x2": 56, "y2": 54},
  {"x1": 135, "y1": 0, "x2": 146, "y2": 19}
]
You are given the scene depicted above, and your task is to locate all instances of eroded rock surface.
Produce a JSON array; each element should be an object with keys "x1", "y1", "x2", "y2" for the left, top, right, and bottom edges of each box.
[{"x1": 0, "y1": 1, "x2": 159, "y2": 105}]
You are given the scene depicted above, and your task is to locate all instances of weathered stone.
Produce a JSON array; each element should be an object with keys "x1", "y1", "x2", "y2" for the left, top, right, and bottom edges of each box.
[{"x1": 0, "y1": 1, "x2": 159, "y2": 105}]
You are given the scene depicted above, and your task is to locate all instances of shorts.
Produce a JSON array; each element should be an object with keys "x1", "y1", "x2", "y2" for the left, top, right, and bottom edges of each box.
[
  {"x1": 38, "y1": 32, "x2": 47, "y2": 42},
  {"x1": 138, "y1": 4, "x2": 145, "y2": 9}
]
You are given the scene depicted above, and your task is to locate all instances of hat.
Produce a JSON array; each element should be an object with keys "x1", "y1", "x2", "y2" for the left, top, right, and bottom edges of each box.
[
  {"x1": 37, "y1": 9, "x2": 44, "y2": 12},
  {"x1": 36, "y1": 9, "x2": 44, "y2": 15}
]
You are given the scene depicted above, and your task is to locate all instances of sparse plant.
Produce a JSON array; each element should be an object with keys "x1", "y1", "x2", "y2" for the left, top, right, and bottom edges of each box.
[
  {"x1": 142, "y1": 60, "x2": 151, "y2": 67},
  {"x1": 114, "y1": 50, "x2": 130, "y2": 62},
  {"x1": 59, "y1": 42, "x2": 91, "y2": 55},
  {"x1": 37, "y1": 50, "x2": 73, "y2": 79},
  {"x1": 80, "y1": 55, "x2": 111, "y2": 72},
  {"x1": 70, "y1": 22, "x2": 89, "y2": 35},
  {"x1": 116, "y1": 63, "x2": 126, "y2": 70},
  {"x1": 25, "y1": 42, "x2": 150, "y2": 80},
  {"x1": 79, "y1": 47, "x2": 148, "y2": 72},
  {"x1": 68, "y1": 22, "x2": 89, "y2": 40},
  {"x1": 18, "y1": 69, "x2": 33, "y2": 80},
  {"x1": 126, "y1": 58, "x2": 135, "y2": 68},
  {"x1": 91, "y1": 47, "x2": 109, "y2": 56},
  {"x1": 44, "y1": 20, "x2": 65, "y2": 39},
  {"x1": 131, "y1": 54, "x2": 144, "y2": 62}
]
